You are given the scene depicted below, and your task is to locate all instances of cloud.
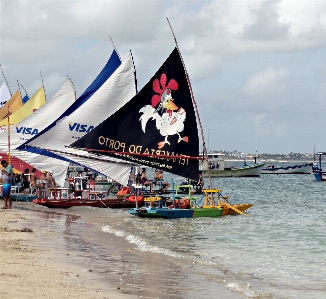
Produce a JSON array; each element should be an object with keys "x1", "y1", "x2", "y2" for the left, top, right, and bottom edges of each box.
[
  {"x1": 241, "y1": 67, "x2": 290, "y2": 101},
  {"x1": 243, "y1": 0, "x2": 290, "y2": 41},
  {"x1": 0, "y1": 0, "x2": 326, "y2": 153}
]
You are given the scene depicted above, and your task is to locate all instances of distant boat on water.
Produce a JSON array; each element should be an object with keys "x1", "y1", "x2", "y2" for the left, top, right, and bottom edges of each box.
[
  {"x1": 262, "y1": 162, "x2": 313, "y2": 174},
  {"x1": 199, "y1": 153, "x2": 264, "y2": 177},
  {"x1": 312, "y1": 152, "x2": 326, "y2": 181}
]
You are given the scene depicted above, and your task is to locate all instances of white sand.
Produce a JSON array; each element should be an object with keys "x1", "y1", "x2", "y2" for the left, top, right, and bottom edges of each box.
[{"x1": 0, "y1": 208, "x2": 132, "y2": 299}]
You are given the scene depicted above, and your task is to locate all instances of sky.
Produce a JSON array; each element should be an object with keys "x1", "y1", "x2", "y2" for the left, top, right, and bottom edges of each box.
[{"x1": 0, "y1": 0, "x2": 325, "y2": 155}]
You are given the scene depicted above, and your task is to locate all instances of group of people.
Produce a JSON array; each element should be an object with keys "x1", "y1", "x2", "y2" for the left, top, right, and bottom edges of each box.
[
  {"x1": 135, "y1": 167, "x2": 204, "y2": 193},
  {"x1": 137, "y1": 168, "x2": 170, "y2": 193},
  {"x1": 1, "y1": 160, "x2": 56, "y2": 209},
  {"x1": 208, "y1": 162, "x2": 219, "y2": 169}
]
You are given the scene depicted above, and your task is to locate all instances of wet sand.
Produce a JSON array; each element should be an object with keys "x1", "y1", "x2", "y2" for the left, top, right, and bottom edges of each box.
[
  {"x1": 0, "y1": 207, "x2": 133, "y2": 299},
  {"x1": 1, "y1": 201, "x2": 248, "y2": 299}
]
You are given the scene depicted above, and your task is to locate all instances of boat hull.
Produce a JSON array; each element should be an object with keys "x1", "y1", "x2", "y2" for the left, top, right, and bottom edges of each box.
[
  {"x1": 33, "y1": 198, "x2": 144, "y2": 209},
  {"x1": 128, "y1": 207, "x2": 194, "y2": 218},
  {"x1": 12, "y1": 194, "x2": 37, "y2": 202},
  {"x1": 128, "y1": 205, "x2": 251, "y2": 218},
  {"x1": 192, "y1": 208, "x2": 223, "y2": 217},
  {"x1": 262, "y1": 163, "x2": 312, "y2": 174},
  {"x1": 312, "y1": 170, "x2": 326, "y2": 181},
  {"x1": 202, "y1": 164, "x2": 264, "y2": 177}
]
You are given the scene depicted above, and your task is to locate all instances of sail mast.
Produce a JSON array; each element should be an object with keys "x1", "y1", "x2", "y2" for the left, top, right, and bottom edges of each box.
[
  {"x1": 40, "y1": 71, "x2": 46, "y2": 100},
  {"x1": 166, "y1": 17, "x2": 213, "y2": 189},
  {"x1": 7, "y1": 106, "x2": 10, "y2": 164},
  {"x1": 130, "y1": 50, "x2": 138, "y2": 94},
  {"x1": 0, "y1": 64, "x2": 12, "y2": 97},
  {"x1": 19, "y1": 82, "x2": 29, "y2": 97},
  {"x1": 109, "y1": 36, "x2": 122, "y2": 61},
  {"x1": 67, "y1": 75, "x2": 77, "y2": 100},
  {"x1": 17, "y1": 80, "x2": 22, "y2": 99}
]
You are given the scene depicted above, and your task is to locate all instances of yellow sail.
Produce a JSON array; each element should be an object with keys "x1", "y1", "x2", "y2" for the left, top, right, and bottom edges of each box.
[
  {"x1": 0, "y1": 90, "x2": 23, "y2": 120},
  {"x1": 0, "y1": 87, "x2": 46, "y2": 126}
]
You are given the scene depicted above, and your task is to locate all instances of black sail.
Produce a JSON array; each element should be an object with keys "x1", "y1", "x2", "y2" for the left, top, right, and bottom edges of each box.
[{"x1": 71, "y1": 48, "x2": 199, "y2": 181}]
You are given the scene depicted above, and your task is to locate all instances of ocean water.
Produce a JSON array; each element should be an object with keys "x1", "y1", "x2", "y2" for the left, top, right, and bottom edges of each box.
[{"x1": 14, "y1": 163, "x2": 326, "y2": 299}]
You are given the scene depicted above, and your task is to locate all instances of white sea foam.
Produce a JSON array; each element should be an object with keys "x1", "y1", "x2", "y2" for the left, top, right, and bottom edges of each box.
[
  {"x1": 125, "y1": 234, "x2": 184, "y2": 258},
  {"x1": 224, "y1": 282, "x2": 258, "y2": 298},
  {"x1": 102, "y1": 225, "x2": 184, "y2": 258},
  {"x1": 101, "y1": 225, "x2": 125, "y2": 237}
]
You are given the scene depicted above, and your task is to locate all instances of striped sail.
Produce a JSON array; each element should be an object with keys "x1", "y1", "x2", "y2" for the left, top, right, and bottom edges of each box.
[{"x1": 22, "y1": 54, "x2": 136, "y2": 186}]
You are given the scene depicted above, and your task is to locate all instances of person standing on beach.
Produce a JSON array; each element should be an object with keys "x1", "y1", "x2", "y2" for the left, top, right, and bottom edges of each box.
[
  {"x1": 1, "y1": 160, "x2": 13, "y2": 209},
  {"x1": 38, "y1": 170, "x2": 48, "y2": 189},
  {"x1": 22, "y1": 168, "x2": 30, "y2": 193},
  {"x1": 30, "y1": 168, "x2": 37, "y2": 193}
]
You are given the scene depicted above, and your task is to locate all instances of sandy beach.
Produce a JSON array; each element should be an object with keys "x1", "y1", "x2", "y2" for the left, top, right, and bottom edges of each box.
[{"x1": 0, "y1": 207, "x2": 132, "y2": 299}]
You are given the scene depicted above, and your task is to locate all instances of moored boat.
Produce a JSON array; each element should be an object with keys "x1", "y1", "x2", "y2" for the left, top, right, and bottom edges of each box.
[
  {"x1": 128, "y1": 183, "x2": 251, "y2": 218},
  {"x1": 32, "y1": 178, "x2": 146, "y2": 209},
  {"x1": 262, "y1": 162, "x2": 312, "y2": 174},
  {"x1": 67, "y1": 28, "x2": 253, "y2": 218},
  {"x1": 12, "y1": 193, "x2": 37, "y2": 202},
  {"x1": 312, "y1": 152, "x2": 326, "y2": 181},
  {"x1": 32, "y1": 197, "x2": 144, "y2": 209},
  {"x1": 200, "y1": 153, "x2": 264, "y2": 177}
]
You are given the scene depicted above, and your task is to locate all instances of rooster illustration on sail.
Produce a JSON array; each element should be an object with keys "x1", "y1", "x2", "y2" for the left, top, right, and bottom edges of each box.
[{"x1": 139, "y1": 73, "x2": 189, "y2": 149}]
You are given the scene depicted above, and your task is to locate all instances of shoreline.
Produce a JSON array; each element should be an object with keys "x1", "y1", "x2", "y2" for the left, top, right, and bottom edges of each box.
[{"x1": 0, "y1": 208, "x2": 134, "y2": 299}]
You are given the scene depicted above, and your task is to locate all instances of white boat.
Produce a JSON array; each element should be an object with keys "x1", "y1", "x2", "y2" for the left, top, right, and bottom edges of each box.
[
  {"x1": 199, "y1": 153, "x2": 264, "y2": 177},
  {"x1": 261, "y1": 163, "x2": 312, "y2": 174}
]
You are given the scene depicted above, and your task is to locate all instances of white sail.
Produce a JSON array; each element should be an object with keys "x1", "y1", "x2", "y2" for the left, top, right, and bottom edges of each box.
[
  {"x1": 27, "y1": 55, "x2": 135, "y2": 150},
  {"x1": 10, "y1": 150, "x2": 69, "y2": 187},
  {"x1": 23, "y1": 55, "x2": 136, "y2": 186},
  {"x1": 0, "y1": 82, "x2": 11, "y2": 108},
  {"x1": 50, "y1": 150, "x2": 132, "y2": 185}
]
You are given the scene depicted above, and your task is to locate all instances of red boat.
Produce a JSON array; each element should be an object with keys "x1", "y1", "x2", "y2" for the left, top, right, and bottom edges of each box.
[
  {"x1": 32, "y1": 184, "x2": 145, "y2": 209},
  {"x1": 32, "y1": 197, "x2": 144, "y2": 209}
]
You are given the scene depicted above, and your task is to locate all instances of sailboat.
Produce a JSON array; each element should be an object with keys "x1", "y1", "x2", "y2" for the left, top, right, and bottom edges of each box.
[
  {"x1": 0, "y1": 80, "x2": 76, "y2": 187},
  {"x1": 19, "y1": 49, "x2": 137, "y2": 189},
  {"x1": 14, "y1": 49, "x2": 131, "y2": 187},
  {"x1": 312, "y1": 152, "x2": 326, "y2": 181},
  {"x1": 0, "y1": 87, "x2": 46, "y2": 127},
  {"x1": 67, "y1": 40, "x2": 252, "y2": 217}
]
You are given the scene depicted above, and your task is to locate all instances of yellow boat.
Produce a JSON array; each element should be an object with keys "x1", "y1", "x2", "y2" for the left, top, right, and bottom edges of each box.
[{"x1": 200, "y1": 189, "x2": 252, "y2": 216}]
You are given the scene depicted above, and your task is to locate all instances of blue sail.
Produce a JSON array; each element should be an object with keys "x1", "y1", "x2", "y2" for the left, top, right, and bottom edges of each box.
[
  {"x1": 22, "y1": 94, "x2": 30, "y2": 104},
  {"x1": 63, "y1": 50, "x2": 121, "y2": 116}
]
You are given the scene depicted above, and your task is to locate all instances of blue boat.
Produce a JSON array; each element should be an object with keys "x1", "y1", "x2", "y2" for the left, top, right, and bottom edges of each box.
[
  {"x1": 11, "y1": 193, "x2": 37, "y2": 202},
  {"x1": 312, "y1": 152, "x2": 326, "y2": 181},
  {"x1": 128, "y1": 182, "x2": 195, "y2": 218}
]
